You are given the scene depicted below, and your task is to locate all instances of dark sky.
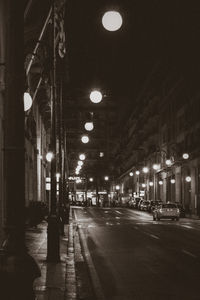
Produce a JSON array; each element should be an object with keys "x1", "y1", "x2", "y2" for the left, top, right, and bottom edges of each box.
[{"x1": 66, "y1": 0, "x2": 200, "y2": 110}]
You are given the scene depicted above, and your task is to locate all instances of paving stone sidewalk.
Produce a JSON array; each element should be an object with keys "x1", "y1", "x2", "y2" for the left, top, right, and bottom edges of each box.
[{"x1": 26, "y1": 220, "x2": 77, "y2": 300}]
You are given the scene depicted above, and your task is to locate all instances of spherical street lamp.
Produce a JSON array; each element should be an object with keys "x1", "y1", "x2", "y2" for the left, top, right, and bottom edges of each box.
[
  {"x1": 46, "y1": 152, "x2": 53, "y2": 162},
  {"x1": 89, "y1": 177, "x2": 93, "y2": 182},
  {"x1": 84, "y1": 122, "x2": 94, "y2": 131},
  {"x1": 102, "y1": 11, "x2": 123, "y2": 31},
  {"x1": 170, "y1": 179, "x2": 176, "y2": 184},
  {"x1": 182, "y1": 153, "x2": 189, "y2": 160},
  {"x1": 81, "y1": 135, "x2": 89, "y2": 143},
  {"x1": 79, "y1": 154, "x2": 86, "y2": 160},
  {"x1": 129, "y1": 172, "x2": 134, "y2": 177},
  {"x1": 104, "y1": 176, "x2": 109, "y2": 181},
  {"x1": 24, "y1": 92, "x2": 33, "y2": 111},
  {"x1": 166, "y1": 159, "x2": 172, "y2": 166},
  {"x1": 78, "y1": 160, "x2": 83, "y2": 166},
  {"x1": 142, "y1": 183, "x2": 146, "y2": 188},
  {"x1": 143, "y1": 167, "x2": 149, "y2": 173},
  {"x1": 185, "y1": 176, "x2": 191, "y2": 182},
  {"x1": 135, "y1": 170, "x2": 140, "y2": 175},
  {"x1": 116, "y1": 185, "x2": 120, "y2": 190},
  {"x1": 153, "y1": 164, "x2": 160, "y2": 170},
  {"x1": 149, "y1": 182, "x2": 154, "y2": 186},
  {"x1": 158, "y1": 180, "x2": 163, "y2": 185},
  {"x1": 90, "y1": 90, "x2": 102, "y2": 103}
]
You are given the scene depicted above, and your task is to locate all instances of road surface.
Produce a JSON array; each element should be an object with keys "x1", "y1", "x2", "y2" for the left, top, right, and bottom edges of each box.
[{"x1": 72, "y1": 206, "x2": 200, "y2": 300}]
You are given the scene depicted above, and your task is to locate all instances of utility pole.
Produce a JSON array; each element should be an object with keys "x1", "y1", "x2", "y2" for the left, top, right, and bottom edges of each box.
[{"x1": 0, "y1": 0, "x2": 40, "y2": 298}]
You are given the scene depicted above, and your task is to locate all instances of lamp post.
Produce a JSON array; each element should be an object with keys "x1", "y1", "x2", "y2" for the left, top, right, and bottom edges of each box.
[{"x1": 46, "y1": 0, "x2": 60, "y2": 262}]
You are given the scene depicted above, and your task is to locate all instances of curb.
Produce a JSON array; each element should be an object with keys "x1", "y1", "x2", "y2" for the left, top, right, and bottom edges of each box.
[
  {"x1": 65, "y1": 210, "x2": 77, "y2": 300},
  {"x1": 77, "y1": 226, "x2": 105, "y2": 300}
]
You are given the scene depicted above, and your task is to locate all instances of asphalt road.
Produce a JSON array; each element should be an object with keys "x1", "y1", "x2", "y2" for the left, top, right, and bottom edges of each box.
[{"x1": 72, "y1": 207, "x2": 200, "y2": 300}]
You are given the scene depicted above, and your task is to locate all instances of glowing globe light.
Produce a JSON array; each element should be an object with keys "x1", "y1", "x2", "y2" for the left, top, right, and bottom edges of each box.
[
  {"x1": 75, "y1": 170, "x2": 79, "y2": 175},
  {"x1": 24, "y1": 92, "x2": 33, "y2": 111},
  {"x1": 89, "y1": 177, "x2": 93, "y2": 182},
  {"x1": 149, "y1": 182, "x2": 154, "y2": 186},
  {"x1": 78, "y1": 160, "x2": 83, "y2": 166},
  {"x1": 153, "y1": 164, "x2": 160, "y2": 170},
  {"x1": 89, "y1": 90, "x2": 102, "y2": 103},
  {"x1": 84, "y1": 122, "x2": 94, "y2": 131},
  {"x1": 182, "y1": 153, "x2": 189, "y2": 160},
  {"x1": 56, "y1": 173, "x2": 60, "y2": 182},
  {"x1": 159, "y1": 180, "x2": 163, "y2": 185},
  {"x1": 102, "y1": 11, "x2": 123, "y2": 31},
  {"x1": 142, "y1": 183, "x2": 146, "y2": 188},
  {"x1": 129, "y1": 172, "x2": 134, "y2": 177},
  {"x1": 143, "y1": 167, "x2": 149, "y2": 173},
  {"x1": 79, "y1": 154, "x2": 86, "y2": 160},
  {"x1": 170, "y1": 179, "x2": 176, "y2": 184},
  {"x1": 135, "y1": 170, "x2": 140, "y2": 175},
  {"x1": 185, "y1": 176, "x2": 191, "y2": 182},
  {"x1": 46, "y1": 152, "x2": 53, "y2": 162},
  {"x1": 166, "y1": 159, "x2": 172, "y2": 166},
  {"x1": 81, "y1": 135, "x2": 89, "y2": 143},
  {"x1": 116, "y1": 185, "x2": 120, "y2": 190},
  {"x1": 104, "y1": 176, "x2": 109, "y2": 181}
]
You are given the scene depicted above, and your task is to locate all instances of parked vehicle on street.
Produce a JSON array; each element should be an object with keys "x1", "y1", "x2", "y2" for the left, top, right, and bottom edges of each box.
[
  {"x1": 140, "y1": 200, "x2": 150, "y2": 211},
  {"x1": 138, "y1": 199, "x2": 144, "y2": 210},
  {"x1": 148, "y1": 200, "x2": 162, "y2": 212},
  {"x1": 153, "y1": 203, "x2": 180, "y2": 221},
  {"x1": 132, "y1": 197, "x2": 142, "y2": 209},
  {"x1": 175, "y1": 202, "x2": 186, "y2": 217},
  {"x1": 127, "y1": 198, "x2": 135, "y2": 208}
]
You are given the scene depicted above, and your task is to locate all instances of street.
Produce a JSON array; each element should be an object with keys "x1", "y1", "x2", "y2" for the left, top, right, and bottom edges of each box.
[{"x1": 72, "y1": 207, "x2": 200, "y2": 300}]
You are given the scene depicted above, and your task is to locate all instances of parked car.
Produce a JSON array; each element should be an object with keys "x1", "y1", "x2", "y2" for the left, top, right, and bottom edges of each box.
[
  {"x1": 140, "y1": 200, "x2": 150, "y2": 211},
  {"x1": 138, "y1": 199, "x2": 144, "y2": 210},
  {"x1": 175, "y1": 202, "x2": 186, "y2": 218},
  {"x1": 127, "y1": 198, "x2": 135, "y2": 208},
  {"x1": 132, "y1": 197, "x2": 142, "y2": 209},
  {"x1": 153, "y1": 202, "x2": 180, "y2": 221},
  {"x1": 148, "y1": 200, "x2": 162, "y2": 212}
]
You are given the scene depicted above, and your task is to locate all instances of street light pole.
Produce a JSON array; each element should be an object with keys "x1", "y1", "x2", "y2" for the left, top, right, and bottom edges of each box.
[{"x1": 47, "y1": 0, "x2": 60, "y2": 262}]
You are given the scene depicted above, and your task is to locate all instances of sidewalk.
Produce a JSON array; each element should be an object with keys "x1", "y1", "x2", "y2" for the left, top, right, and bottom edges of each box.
[
  {"x1": 26, "y1": 220, "x2": 77, "y2": 300},
  {"x1": 26, "y1": 211, "x2": 95, "y2": 300}
]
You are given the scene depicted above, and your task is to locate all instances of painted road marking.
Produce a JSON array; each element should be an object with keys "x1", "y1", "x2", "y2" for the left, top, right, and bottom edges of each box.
[
  {"x1": 143, "y1": 231, "x2": 160, "y2": 240},
  {"x1": 181, "y1": 225, "x2": 193, "y2": 229},
  {"x1": 149, "y1": 234, "x2": 160, "y2": 240},
  {"x1": 115, "y1": 210, "x2": 122, "y2": 214},
  {"x1": 182, "y1": 249, "x2": 197, "y2": 258}
]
